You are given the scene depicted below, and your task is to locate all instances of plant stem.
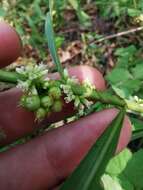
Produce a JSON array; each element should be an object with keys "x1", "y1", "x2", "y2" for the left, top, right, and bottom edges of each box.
[
  {"x1": 90, "y1": 91, "x2": 143, "y2": 114},
  {"x1": 0, "y1": 69, "x2": 24, "y2": 83},
  {"x1": 90, "y1": 91, "x2": 126, "y2": 107},
  {"x1": 1, "y1": 69, "x2": 143, "y2": 115}
]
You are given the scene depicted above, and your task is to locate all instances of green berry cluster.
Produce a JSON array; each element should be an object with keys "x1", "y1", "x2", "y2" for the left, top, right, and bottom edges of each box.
[
  {"x1": 16, "y1": 63, "x2": 64, "y2": 120},
  {"x1": 17, "y1": 64, "x2": 96, "y2": 120},
  {"x1": 20, "y1": 81, "x2": 63, "y2": 120}
]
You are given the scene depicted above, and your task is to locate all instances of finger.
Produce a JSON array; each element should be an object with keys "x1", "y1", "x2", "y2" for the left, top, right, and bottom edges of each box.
[
  {"x1": 0, "y1": 108, "x2": 131, "y2": 190},
  {"x1": 0, "y1": 65, "x2": 106, "y2": 146},
  {"x1": 0, "y1": 20, "x2": 22, "y2": 68}
]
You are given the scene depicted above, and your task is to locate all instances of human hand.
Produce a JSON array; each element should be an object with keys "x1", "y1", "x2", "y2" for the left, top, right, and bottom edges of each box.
[{"x1": 0, "y1": 21, "x2": 132, "y2": 190}]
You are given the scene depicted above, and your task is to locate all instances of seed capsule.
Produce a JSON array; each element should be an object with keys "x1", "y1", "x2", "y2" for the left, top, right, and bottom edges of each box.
[
  {"x1": 41, "y1": 96, "x2": 53, "y2": 108},
  {"x1": 36, "y1": 107, "x2": 46, "y2": 120},
  {"x1": 23, "y1": 95, "x2": 40, "y2": 111},
  {"x1": 52, "y1": 100, "x2": 63, "y2": 112},
  {"x1": 49, "y1": 86, "x2": 62, "y2": 99}
]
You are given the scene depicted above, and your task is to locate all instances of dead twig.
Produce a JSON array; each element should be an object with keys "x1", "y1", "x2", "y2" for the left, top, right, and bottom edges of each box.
[{"x1": 90, "y1": 26, "x2": 143, "y2": 44}]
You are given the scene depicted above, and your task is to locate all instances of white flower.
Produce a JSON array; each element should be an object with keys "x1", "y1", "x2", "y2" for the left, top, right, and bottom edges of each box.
[
  {"x1": 17, "y1": 80, "x2": 31, "y2": 91},
  {"x1": 16, "y1": 66, "x2": 26, "y2": 75},
  {"x1": 16, "y1": 63, "x2": 49, "y2": 92},
  {"x1": 83, "y1": 99, "x2": 93, "y2": 108}
]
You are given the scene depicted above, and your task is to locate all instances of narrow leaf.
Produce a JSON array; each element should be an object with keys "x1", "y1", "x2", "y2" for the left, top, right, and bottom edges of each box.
[
  {"x1": 60, "y1": 110, "x2": 125, "y2": 190},
  {"x1": 132, "y1": 130, "x2": 143, "y2": 141},
  {"x1": 45, "y1": 12, "x2": 63, "y2": 76}
]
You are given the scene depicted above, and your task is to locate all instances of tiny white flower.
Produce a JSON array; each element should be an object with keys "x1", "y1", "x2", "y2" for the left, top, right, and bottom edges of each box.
[
  {"x1": 16, "y1": 63, "x2": 49, "y2": 92},
  {"x1": 17, "y1": 80, "x2": 31, "y2": 92},
  {"x1": 16, "y1": 66, "x2": 25, "y2": 75},
  {"x1": 83, "y1": 99, "x2": 93, "y2": 108}
]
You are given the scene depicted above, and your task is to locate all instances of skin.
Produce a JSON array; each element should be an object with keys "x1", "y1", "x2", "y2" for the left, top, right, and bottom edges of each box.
[
  {"x1": 0, "y1": 22, "x2": 132, "y2": 190},
  {"x1": 0, "y1": 21, "x2": 22, "y2": 67}
]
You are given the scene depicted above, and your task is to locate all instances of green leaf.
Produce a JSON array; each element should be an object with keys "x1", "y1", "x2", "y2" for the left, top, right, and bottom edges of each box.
[
  {"x1": 103, "y1": 149, "x2": 134, "y2": 190},
  {"x1": 124, "y1": 149, "x2": 143, "y2": 189},
  {"x1": 68, "y1": 0, "x2": 91, "y2": 26},
  {"x1": 105, "y1": 149, "x2": 143, "y2": 189},
  {"x1": 131, "y1": 117, "x2": 143, "y2": 132},
  {"x1": 45, "y1": 12, "x2": 63, "y2": 76},
  {"x1": 106, "y1": 149, "x2": 132, "y2": 176},
  {"x1": 132, "y1": 130, "x2": 143, "y2": 141},
  {"x1": 101, "y1": 174, "x2": 123, "y2": 190},
  {"x1": 106, "y1": 68, "x2": 132, "y2": 85},
  {"x1": 130, "y1": 117, "x2": 143, "y2": 140},
  {"x1": 118, "y1": 174, "x2": 134, "y2": 190},
  {"x1": 60, "y1": 110, "x2": 125, "y2": 190},
  {"x1": 127, "y1": 8, "x2": 141, "y2": 17},
  {"x1": 132, "y1": 64, "x2": 143, "y2": 80},
  {"x1": 115, "y1": 46, "x2": 137, "y2": 58},
  {"x1": 112, "y1": 79, "x2": 141, "y2": 99}
]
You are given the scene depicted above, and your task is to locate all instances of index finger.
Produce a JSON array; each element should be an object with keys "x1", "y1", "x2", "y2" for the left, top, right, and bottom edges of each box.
[{"x1": 0, "y1": 20, "x2": 22, "y2": 68}]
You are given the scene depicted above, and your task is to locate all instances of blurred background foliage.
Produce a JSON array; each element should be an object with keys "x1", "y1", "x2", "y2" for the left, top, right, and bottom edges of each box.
[
  {"x1": 1, "y1": 0, "x2": 143, "y2": 61},
  {"x1": 1, "y1": 0, "x2": 143, "y2": 102}
]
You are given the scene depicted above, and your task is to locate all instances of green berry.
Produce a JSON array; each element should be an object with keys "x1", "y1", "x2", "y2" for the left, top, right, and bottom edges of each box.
[
  {"x1": 41, "y1": 96, "x2": 53, "y2": 108},
  {"x1": 49, "y1": 86, "x2": 62, "y2": 99},
  {"x1": 52, "y1": 100, "x2": 63, "y2": 112},
  {"x1": 23, "y1": 95, "x2": 40, "y2": 111},
  {"x1": 43, "y1": 81, "x2": 49, "y2": 89},
  {"x1": 36, "y1": 107, "x2": 46, "y2": 120},
  {"x1": 49, "y1": 80, "x2": 61, "y2": 88}
]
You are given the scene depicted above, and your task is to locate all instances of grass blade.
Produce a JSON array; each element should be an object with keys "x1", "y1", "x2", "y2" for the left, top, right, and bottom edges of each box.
[
  {"x1": 60, "y1": 109, "x2": 125, "y2": 190},
  {"x1": 45, "y1": 11, "x2": 63, "y2": 76}
]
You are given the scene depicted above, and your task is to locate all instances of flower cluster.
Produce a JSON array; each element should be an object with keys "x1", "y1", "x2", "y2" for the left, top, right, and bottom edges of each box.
[
  {"x1": 61, "y1": 69, "x2": 94, "y2": 116},
  {"x1": 133, "y1": 96, "x2": 143, "y2": 106},
  {"x1": 16, "y1": 64, "x2": 95, "y2": 120},
  {"x1": 16, "y1": 63, "x2": 49, "y2": 92},
  {"x1": 16, "y1": 63, "x2": 63, "y2": 120}
]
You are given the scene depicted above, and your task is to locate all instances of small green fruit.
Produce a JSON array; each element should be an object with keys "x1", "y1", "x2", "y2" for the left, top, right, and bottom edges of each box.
[
  {"x1": 23, "y1": 95, "x2": 40, "y2": 111},
  {"x1": 49, "y1": 86, "x2": 62, "y2": 99},
  {"x1": 41, "y1": 96, "x2": 53, "y2": 108},
  {"x1": 49, "y1": 80, "x2": 61, "y2": 88},
  {"x1": 36, "y1": 107, "x2": 46, "y2": 120},
  {"x1": 52, "y1": 100, "x2": 63, "y2": 112}
]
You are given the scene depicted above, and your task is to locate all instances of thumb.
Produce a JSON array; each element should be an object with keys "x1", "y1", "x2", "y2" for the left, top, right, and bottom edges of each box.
[{"x1": 0, "y1": 20, "x2": 22, "y2": 68}]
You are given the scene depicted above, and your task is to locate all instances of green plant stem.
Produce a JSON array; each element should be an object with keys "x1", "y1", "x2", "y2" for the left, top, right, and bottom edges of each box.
[
  {"x1": 90, "y1": 91, "x2": 126, "y2": 107},
  {"x1": 0, "y1": 69, "x2": 25, "y2": 83},
  {"x1": 1, "y1": 69, "x2": 143, "y2": 115}
]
